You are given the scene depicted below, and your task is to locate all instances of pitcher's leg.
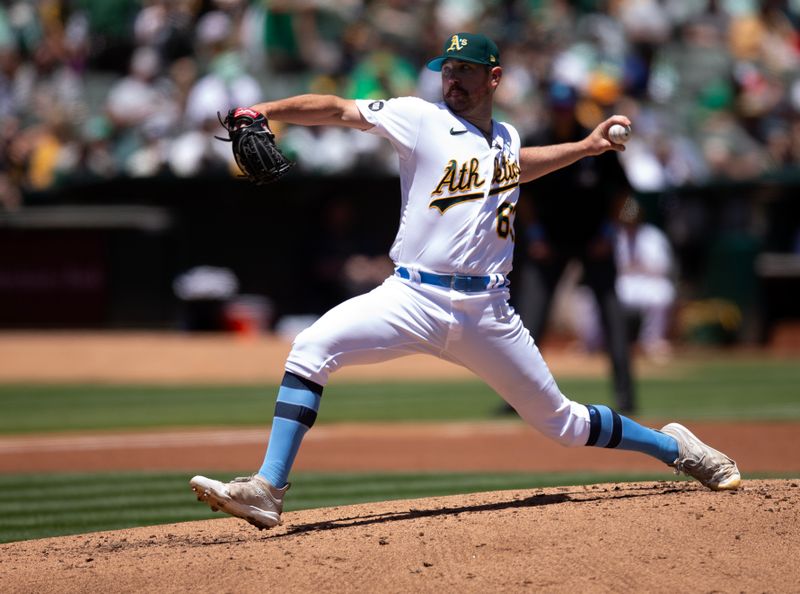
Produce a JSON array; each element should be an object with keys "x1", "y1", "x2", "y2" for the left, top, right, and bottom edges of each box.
[
  {"x1": 452, "y1": 307, "x2": 592, "y2": 446},
  {"x1": 265, "y1": 278, "x2": 447, "y2": 478},
  {"x1": 258, "y1": 372, "x2": 323, "y2": 487},
  {"x1": 191, "y1": 279, "x2": 450, "y2": 528},
  {"x1": 584, "y1": 404, "x2": 676, "y2": 463},
  {"x1": 452, "y1": 302, "x2": 679, "y2": 462}
]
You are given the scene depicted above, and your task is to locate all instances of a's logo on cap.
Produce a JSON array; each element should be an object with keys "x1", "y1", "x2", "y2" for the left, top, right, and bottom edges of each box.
[
  {"x1": 489, "y1": 55, "x2": 496, "y2": 63},
  {"x1": 447, "y1": 34, "x2": 468, "y2": 52}
]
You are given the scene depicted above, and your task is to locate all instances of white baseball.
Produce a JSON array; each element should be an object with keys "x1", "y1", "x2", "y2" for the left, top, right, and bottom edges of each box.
[{"x1": 608, "y1": 123, "x2": 631, "y2": 144}]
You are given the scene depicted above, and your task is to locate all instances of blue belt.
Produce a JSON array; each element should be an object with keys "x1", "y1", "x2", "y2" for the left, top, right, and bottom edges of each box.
[{"x1": 395, "y1": 266, "x2": 507, "y2": 293}]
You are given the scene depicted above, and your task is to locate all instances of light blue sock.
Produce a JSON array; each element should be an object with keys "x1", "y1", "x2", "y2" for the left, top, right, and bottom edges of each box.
[
  {"x1": 585, "y1": 404, "x2": 679, "y2": 464},
  {"x1": 258, "y1": 372, "x2": 322, "y2": 488}
]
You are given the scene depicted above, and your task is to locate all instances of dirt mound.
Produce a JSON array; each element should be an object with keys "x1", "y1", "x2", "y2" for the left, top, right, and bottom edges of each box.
[{"x1": 3, "y1": 479, "x2": 797, "y2": 593}]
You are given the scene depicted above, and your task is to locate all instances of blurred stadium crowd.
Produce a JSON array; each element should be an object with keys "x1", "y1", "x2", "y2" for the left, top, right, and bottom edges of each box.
[{"x1": 2, "y1": 0, "x2": 800, "y2": 210}]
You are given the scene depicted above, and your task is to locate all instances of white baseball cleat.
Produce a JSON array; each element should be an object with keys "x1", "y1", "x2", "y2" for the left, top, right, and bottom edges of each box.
[
  {"x1": 190, "y1": 474, "x2": 289, "y2": 529},
  {"x1": 660, "y1": 423, "x2": 741, "y2": 491}
]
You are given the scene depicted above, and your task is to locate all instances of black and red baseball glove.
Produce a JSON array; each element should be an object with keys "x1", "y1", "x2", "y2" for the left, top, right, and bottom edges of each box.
[{"x1": 217, "y1": 107, "x2": 294, "y2": 185}]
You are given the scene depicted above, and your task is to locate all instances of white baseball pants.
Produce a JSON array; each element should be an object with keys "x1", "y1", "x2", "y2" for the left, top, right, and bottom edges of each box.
[{"x1": 285, "y1": 276, "x2": 591, "y2": 447}]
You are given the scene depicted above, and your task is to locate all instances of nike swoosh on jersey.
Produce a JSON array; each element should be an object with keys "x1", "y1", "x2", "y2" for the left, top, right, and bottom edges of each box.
[{"x1": 449, "y1": 128, "x2": 468, "y2": 135}]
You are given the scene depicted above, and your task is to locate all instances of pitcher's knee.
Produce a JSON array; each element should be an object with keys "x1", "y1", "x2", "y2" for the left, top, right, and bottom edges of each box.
[
  {"x1": 284, "y1": 327, "x2": 335, "y2": 387},
  {"x1": 517, "y1": 399, "x2": 591, "y2": 448}
]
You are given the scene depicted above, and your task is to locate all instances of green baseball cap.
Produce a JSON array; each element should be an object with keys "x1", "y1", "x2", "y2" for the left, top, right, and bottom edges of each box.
[{"x1": 426, "y1": 32, "x2": 501, "y2": 71}]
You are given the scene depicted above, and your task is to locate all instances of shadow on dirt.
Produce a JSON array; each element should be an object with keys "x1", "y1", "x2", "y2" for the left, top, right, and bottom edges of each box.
[{"x1": 274, "y1": 483, "x2": 686, "y2": 538}]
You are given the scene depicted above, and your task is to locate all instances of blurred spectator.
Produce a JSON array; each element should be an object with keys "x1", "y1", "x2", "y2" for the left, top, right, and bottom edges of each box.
[
  {"x1": 282, "y1": 124, "x2": 360, "y2": 174},
  {"x1": 133, "y1": 0, "x2": 196, "y2": 64},
  {"x1": 614, "y1": 97, "x2": 710, "y2": 191},
  {"x1": 75, "y1": 115, "x2": 118, "y2": 180},
  {"x1": 345, "y1": 43, "x2": 417, "y2": 99},
  {"x1": 167, "y1": 55, "x2": 200, "y2": 116},
  {"x1": 105, "y1": 44, "x2": 178, "y2": 175},
  {"x1": 16, "y1": 29, "x2": 85, "y2": 122},
  {"x1": 699, "y1": 109, "x2": 771, "y2": 181},
  {"x1": 72, "y1": 0, "x2": 140, "y2": 72},
  {"x1": 0, "y1": 46, "x2": 22, "y2": 119},
  {"x1": 615, "y1": 197, "x2": 677, "y2": 361},
  {"x1": 578, "y1": 197, "x2": 677, "y2": 363},
  {"x1": 184, "y1": 11, "x2": 261, "y2": 127},
  {"x1": 24, "y1": 110, "x2": 81, "y2": 189}
]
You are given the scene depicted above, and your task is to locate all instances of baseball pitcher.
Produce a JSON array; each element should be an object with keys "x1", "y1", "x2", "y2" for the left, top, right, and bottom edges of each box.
[{"x1": 191, "y1": 32, "x2": 740, "y2": 530}]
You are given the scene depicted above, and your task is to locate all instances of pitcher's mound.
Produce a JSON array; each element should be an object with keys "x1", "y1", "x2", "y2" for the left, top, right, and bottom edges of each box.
[{"x1": 3, "y1": 479, "x2": 798, "y2": 593}]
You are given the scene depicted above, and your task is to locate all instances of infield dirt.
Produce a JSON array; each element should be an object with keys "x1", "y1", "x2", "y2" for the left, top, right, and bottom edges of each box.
[
  {"x1": 1, "y1": 332, "x2": 798, "y2": 592},
  {"x1": 2, "y1": 480, "x2": 799, "y2": 593}
]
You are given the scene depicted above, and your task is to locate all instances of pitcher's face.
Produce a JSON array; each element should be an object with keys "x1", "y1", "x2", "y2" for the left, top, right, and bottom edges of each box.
[{"x1": 441, "y1": 60, "x2": 501, "y2": 115}]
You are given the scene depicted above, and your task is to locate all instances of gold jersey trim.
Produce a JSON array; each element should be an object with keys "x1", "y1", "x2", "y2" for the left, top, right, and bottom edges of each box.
[{"x1": 429, "y1": 181, "x2": 520, "y2": 214}]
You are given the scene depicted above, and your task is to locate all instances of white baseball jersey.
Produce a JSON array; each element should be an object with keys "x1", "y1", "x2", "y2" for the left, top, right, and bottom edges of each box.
[
  {"x1": 355, "y1": 97, "x2": 522, "y2": 276},
  {"x1": 285, "y1": 95, "x2": 592, "y2": 449}
]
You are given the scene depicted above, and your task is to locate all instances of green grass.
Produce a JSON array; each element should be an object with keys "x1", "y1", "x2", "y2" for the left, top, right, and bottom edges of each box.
[
  {"x1": 0, "y1": 358, "x2": 799, "y2": 434},
  {"x1": 0, "y1": 381, "x2": 499, "y2": 434},
  {"x1": 0, "y1": 469, "x2": 708, "y2": 544}
]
